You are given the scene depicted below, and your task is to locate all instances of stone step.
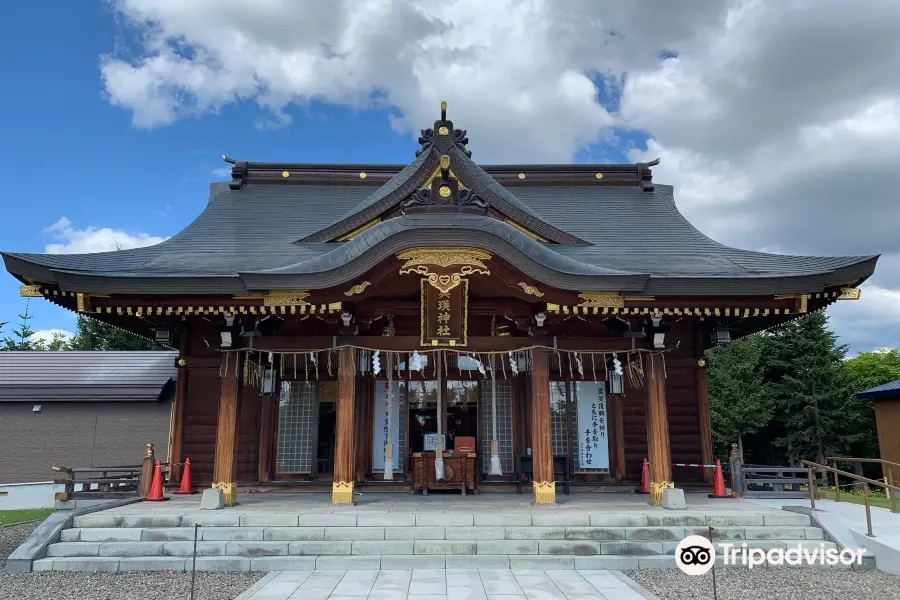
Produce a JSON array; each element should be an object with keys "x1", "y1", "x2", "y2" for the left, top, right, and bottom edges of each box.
[
  {"x1": 44, "y1": 538, "x2": 836, "y2": 558},
  {"x1": 58, "y1": 524, "x2": 825, "y2": 543},
  {"x1": 31, "y1": 543, "x2": 850, "y2": 573},
  {"x1": 69, "y1": 511, "x2": 813, "y2": 529}
]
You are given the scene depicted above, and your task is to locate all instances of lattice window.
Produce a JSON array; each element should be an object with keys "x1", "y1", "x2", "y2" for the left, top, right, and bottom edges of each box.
[
  {"x1": 276, "y1": 381, "x2": 318, "y2": 474},
  {"x1": 549, "y1": 381, "x2": 569, "y2": 457},
  {"x1": 479, "y1": 379, "x2": 513, "y2": 474}
]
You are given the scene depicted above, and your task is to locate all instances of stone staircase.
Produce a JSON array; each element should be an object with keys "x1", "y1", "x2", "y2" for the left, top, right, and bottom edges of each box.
[{"x1": 32, "y1": 509, "x2": 834, "y2": 572}]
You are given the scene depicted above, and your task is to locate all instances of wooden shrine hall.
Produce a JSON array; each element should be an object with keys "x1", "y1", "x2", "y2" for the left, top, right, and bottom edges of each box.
[{"x1": 2, "y1": 103, "x2": 877, "y2": 507}]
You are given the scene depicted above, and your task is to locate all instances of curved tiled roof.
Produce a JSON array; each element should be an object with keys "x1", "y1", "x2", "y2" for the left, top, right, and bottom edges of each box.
[{"x1": 1, "y1": 161, "x2": 878, "y2": 296}]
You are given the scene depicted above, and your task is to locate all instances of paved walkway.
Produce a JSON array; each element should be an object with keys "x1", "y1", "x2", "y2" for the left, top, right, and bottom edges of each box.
[{"x1": 234, "y1": 569, "x2": 659, "y2": 600}]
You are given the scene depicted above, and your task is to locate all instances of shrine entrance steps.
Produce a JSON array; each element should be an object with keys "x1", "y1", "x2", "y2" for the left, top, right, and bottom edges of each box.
[{"x1": 29, "y1": 493, "x2": 836, "y2": 572}]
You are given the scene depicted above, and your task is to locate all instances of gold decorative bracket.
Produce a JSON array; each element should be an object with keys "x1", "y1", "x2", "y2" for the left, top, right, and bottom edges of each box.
[
  {"x1": 838, "y1": 287, "x2": 861, "y2": 300},
  {"x1": 517, "y1": 282, "x2": 544, "y2": 298},
  {"x1": 344, "y1": 281, "x2": 371, "y2": 297},
  {"x1": 19, "y1": 285, "x2": 42, "y2": 297},
  {"x1": 263, "y1": 291, "x2": 310, "y2": 307},
  {"x1": 577, "y1": 292, "x2": 624, "y2": 308},
  {"x1": 76, "y1": 293, "x2": 91, "y2": 313},
  {"x1": 776, "y1": 293, "x2": 809, "y2": 313}
]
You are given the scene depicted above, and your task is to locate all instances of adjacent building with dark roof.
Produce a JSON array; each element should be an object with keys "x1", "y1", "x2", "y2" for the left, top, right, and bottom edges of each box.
[
  {"x1": 1, "y1": 103, "x2": 878, "y2": 506},
  {"x1": 0, "y1": 351, "x2": 177, "y2": 483},
  {"x1": 857, "y1": 379, "x2": 900, "y2": 473}
]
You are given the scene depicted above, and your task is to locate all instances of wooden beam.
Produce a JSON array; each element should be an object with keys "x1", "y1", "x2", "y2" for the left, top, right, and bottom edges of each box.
[
  {"x1": 333, "y1": 346, "x2": 357, "y2": 504},
  {"x1": 645, "y1": 352, "x2": 673, "y2": 505},
  {"x1": 213, "y1": 353, "x2": 242, "y2": 505},
  {"x1": 249, "y1": 336, "x2": 635, "y2": 352},
  {"x1": 696, "y1": 361, "x2": 714, "y2": 483},
  {"x1": 530, "y1": 349, "x2": 555, "y2": 504}
]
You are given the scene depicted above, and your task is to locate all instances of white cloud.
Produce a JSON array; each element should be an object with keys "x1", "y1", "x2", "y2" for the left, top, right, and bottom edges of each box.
[
  {"x1": 29, "y1": 329, "x2": 75, "y2": 348},
  {"x1": 98, "y1": 0, "x2": 900, "y2": 351},
  {"x1": 44, "y1": 217, "x2": 169, "y2": 254},
  {"x1": 211, "y1": 166, "x2": 232, "y2": 179}
]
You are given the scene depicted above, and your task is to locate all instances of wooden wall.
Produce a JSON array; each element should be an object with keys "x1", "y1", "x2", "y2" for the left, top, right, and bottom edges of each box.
[
  {"x1": 875, "y1": 399, "x2": 900, "y2": 470},
  {"x1": 177, "y1": 317, "x2": 710, "y2": 487}
]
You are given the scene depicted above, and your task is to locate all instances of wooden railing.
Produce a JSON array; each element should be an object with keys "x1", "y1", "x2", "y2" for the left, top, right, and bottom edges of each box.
[
  {"x1": 729, "y1": 460, "x2": 825, "y2": 498},
  {"x1": 802, "y1": 460, "x2": 900, "y2": 537},
  {"x1": 52, "y1": 443, "x2": 171, "y2": 501},
  {"x1": 824, "y1": 457, "x2": 899, "y2": 503}
]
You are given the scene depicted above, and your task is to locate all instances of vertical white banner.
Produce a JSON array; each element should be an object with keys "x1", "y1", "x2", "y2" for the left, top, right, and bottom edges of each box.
[
  {"x1": 575, "y1": 381, "x2": 610, "y2": 470},
  {"x1": 373, "y1": 380, "x2": 401, "y2": 471}
]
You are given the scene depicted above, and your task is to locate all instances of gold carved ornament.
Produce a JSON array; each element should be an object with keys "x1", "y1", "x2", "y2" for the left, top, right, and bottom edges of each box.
[
  {"x1": 838, "y1": 287, "x2": 861, "y2": 300},
  {"x1": 517, "y1": 282, "x2": 544, "y2": 298},
  {"x1": 332, "y1": 480, "x2": 354, "y2": 505},
  {"x1": 397, "y1": 247, "x2": 492, "y2": 294},
  {"x1": 263, "y1": 291, "x2": 310, "y2": 306},
  {"x1": 76, "y1": 292, "x2": 91, "y2": 313},
  {"x1": 19, "y1": 285, "x2": 42, "y2": 297},
  {"x1": 533, "y1": 481, "x2": 556, "y2": 505},
  {"x1": 344, "y1": 281, "x2": 371, "y2": 297},
  {"x1": 213, "y1": 481, "x2": 238, "y2": 505},
  {"x1": 648, "y1": 481, "x2": 675, "y2": 505},
  {"x1": 577, "y1": 291, "x2": 624, "y2": 308}
]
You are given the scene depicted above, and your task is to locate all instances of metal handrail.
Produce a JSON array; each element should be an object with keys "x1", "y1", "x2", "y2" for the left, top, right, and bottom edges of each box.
[
  {"x1": 824, "y1": 457, "x2": 899, "y2": 504},
  {"x1": 801, "y1": 460, "x2": 900, "y2": 537}
]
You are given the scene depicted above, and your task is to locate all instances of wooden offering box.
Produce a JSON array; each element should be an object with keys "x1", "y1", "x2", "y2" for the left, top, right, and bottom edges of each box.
[{"x1": 411, "y1": 452, "x2": 477, "y2": 495}]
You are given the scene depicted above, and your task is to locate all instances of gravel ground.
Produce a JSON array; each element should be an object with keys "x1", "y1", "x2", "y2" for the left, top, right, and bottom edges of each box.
[
  {"x1": 626, "y1": 567, "x2": 900, "y2": 600},
  {"x1": 0, "y1": 521, "x2": 262, "y2": 600}
]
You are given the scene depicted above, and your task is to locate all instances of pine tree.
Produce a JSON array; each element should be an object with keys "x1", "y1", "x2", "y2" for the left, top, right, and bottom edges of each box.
[
  {"x1": 1, "y1": 300, "x2": 45, "y2": 351},
  {"x1": 707, "y1": 334, "x2": 775, "y2": 461},
  {"x1": 68, "y1": 315, "x2": 160, "y2": 351},
  {"x1": 765, "y1": 311, "x2": 857, "y2": 465}
]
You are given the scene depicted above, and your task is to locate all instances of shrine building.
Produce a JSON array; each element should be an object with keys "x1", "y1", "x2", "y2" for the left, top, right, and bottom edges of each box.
[{"x1": 2, "y1": 103, "x2": 877, "y2": 507}]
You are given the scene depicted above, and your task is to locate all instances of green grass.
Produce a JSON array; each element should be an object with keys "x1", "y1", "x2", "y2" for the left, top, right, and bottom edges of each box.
[
  {"x1": 0, "y1": 509, "x2": 54, "y2": 526},
  {"x1": 822, "y1": 488, "x2": 895, "y2": 510}
]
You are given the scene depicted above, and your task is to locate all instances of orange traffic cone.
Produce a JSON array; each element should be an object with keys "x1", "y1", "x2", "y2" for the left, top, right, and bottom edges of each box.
[
  {"x1": 145, "y1": 459, "x2": 169, "y2": 502},
  {"x1": 639, "y1": 457, "x2": 650, "y2": 494},
  {"x1": 708, "y1": 459, "x2": 729, "y2": 499},
  {"x1": 173, "y1": 458, "x2": 197, "y2": 495}
]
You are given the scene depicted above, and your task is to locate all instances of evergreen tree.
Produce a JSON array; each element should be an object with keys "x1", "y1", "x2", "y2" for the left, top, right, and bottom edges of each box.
[
  {"x1": 68, "y1": 315, "x2": 160, "y2": 351},
  {"x1": 841, "y1": 348, "x2": 900, "y2": 461},
  {"x1": 707, "y1": 335, "x2": 775, "y2": 461},
  {"x1": 765, "y1": 311, "x2": 857, "y2": 465},
  {"x1": 1, "y1": 301, "x2": 45, "y2": 350}
]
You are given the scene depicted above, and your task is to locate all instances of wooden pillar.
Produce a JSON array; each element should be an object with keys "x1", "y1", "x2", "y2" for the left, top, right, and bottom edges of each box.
[
  {"x1": 610, "y1": 394, "x2": 626, "y2": 482},
  {"x1": 213, "y1": 353, "x2": 242, "y2": 506},
  {"x1": 258, "y1": 395, "x2": 276, "y2": 483},
  {"x1": 168, "y1": 333, "x2": 189, "y2": 482},
  {"x1": 696, "y1": 359, "x2": 714, "y2": 483},
  {"x1": 333, "y1": 347, "x2": 357, "y2": 504},
  {"x1": 530, "y1": 349, "x2": 555, "y2": 504},
  {"x1": 645, "y1": 352, "x2": 673, "y2": 505}
]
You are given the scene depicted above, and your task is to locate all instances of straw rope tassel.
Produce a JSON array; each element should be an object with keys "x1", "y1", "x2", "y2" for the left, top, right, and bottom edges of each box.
[
  {"x1": 435, "y1": 351, "x2": 445, "y2": 481},
  {"x1": 383, "y1": 353, "x2": 395, "y2": 480},
  {"x1": 489, "y1": 357, "x2": 502, "y2": 475}
]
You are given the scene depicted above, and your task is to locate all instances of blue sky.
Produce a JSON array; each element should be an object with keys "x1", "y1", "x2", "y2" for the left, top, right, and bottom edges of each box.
[
  {"x1": 1, "y1": 1, "x2": 894, "y2": 353},
  {"x1": 0, "y1": 3, "x2": 640, "y2": 339}
]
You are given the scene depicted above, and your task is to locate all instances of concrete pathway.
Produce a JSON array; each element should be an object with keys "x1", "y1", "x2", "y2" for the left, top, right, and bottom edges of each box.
[
  {"x1": 234, "y1": 569, "x2": 660, "y2": 600},
  {"x1": 746, "y1": 497, "x2": 900, "y2": 574}
]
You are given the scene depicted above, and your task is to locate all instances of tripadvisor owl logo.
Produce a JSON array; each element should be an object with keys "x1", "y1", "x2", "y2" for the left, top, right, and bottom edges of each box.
[{"x1": 675, "y1": 535, "x2": 715, "y2": 576}]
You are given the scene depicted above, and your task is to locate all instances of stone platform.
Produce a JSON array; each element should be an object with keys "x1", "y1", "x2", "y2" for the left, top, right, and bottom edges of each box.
[{"x1": 26, "y1": 492, "x2": 833, "y2": 572}]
